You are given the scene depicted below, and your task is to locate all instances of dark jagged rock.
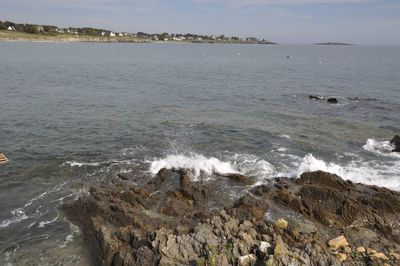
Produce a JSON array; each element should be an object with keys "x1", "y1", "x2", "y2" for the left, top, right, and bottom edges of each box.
[
  {"x1": 327, "y1": 97, "x2": 338, "y2": 103},
  {"x1": 309, "y1": 95, "x2": 338, "y2": 104},
  {"x1": 63, "y1": 170, "x2": 400, "y2": 266},
  {"x1": 390, "y1": 135, "x2": 400, "y2": 152}
]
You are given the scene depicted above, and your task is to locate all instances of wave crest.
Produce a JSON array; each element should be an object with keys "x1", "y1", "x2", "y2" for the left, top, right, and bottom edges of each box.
[
  {"x1": 149, "y1": 154, "x2": 237, "y2": 180},
  {"x1": 363, "y1": 138, "x2": 399, "y2": 158},
  {"x1": 287, "y1": 154, "x2": 400, "y2": 191}
]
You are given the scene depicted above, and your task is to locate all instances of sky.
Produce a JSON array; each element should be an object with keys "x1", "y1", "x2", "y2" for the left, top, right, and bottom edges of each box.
[{"x1": 1, "y1": 0, "x2": 400, "y2": 44}]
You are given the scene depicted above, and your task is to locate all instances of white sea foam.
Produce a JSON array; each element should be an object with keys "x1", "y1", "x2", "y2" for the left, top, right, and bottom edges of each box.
[
  {"x1": 149, "y1": 153, "x2": 238, "y2": 180},
  {"x1": 65, "y1": 161, "x2": 102, "y2": 167},
  {"x1": 38, "y1": 214, "x2": 59, "y2": 228},
  {"x1": 0, "y1": 183, "x2": 66, "y2": 229},
  {"x1": 148, "y1": 148, "x2": 400, "y2": 191},
  {"x1": 64, "y1": 159, "x2": 138, "y2": 168},
  {"x1": 0, "y1": 212, "x2": 29, "y2": 229},
  {"x1": 60, "y1": 233, "x2": 74, "y2": 248},
  {"x1": 229, "y1": 153, "x2": 276, "y2": 180},
  {"x1": 286, "y1": 153, "x2": 400, "y2": 191},
  {"x1": 148, "y1": 152, "x2": 279, "y2": 184},
  {"x1": 363, "y1": 138, "x2": 400, "y2": 158}
]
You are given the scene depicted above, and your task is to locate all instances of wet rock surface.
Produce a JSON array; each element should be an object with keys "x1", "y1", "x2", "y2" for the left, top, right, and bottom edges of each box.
[
  {"x1": 309, "y1": 95, "x2": 338, "y2": 104},
  {"x1": 63, "y1": 169, "x2": 400, "y2": 265},
  {"x1": 326, "y1": 97, "x2": 338, "y2": 103},
  {"x1": 390, "y1": 135, "x2": 400, "y2": 152}
]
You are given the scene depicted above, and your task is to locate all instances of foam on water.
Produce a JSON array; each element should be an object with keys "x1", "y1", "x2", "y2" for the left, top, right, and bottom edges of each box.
[
  {"x1": 149, "y1": 153, "x2": 238, "y2": 180},
  {"x1": 0, "y1": 183, "x2": 66, "y2": 229},
  {"x1": 229, "y1": 153, "x2": 276, "y2": 180},
  {"x1": 286, "y1": 153, "x2": 400, "y2": 191},
  {"x1": 59, "y1": 233, "x2": 74, "y2": 248},
  {"x1": 363, "y1": 138, "x2": 400, "y2": 158},
  {"x1": 38, "y1": 214, "x2": 59, "y2": 228},
  {"x1": 64, "y1": 159, "x2": 138, "y2": 167},
  {"x1": 149, "y1": 152, "x2": 279, "y2": 182},
  {"x1": 148, "y1": 150, "x2": 400, "y2": 191}
]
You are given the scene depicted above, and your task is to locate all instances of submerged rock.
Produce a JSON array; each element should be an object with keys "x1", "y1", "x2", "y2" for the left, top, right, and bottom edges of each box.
[
  {"x1": 63, "y1": 169, "x2": 400, "y2": 265},
  {"x1": 309, "y1": 95, "x2": 324, "y2": 100},
  {"x1": 309, "y1": 95, "x2": 338, "y2": 104},
  {"x1": 214, "y1": 172, "x2": 254, "y2": 185},
  {"x1": 327, "y1": 97, "x2": 338, "y2": 103}
]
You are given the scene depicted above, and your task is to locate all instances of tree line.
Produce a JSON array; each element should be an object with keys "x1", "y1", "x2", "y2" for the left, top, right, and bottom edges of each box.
[{"x1": 0, "y1": 20, "x2": 111, "y2": 36}]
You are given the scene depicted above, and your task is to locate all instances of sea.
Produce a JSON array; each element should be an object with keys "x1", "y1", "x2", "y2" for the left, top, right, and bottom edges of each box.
[{"x1": 0, "y1": 42, "x2": 399, "y2": 265}]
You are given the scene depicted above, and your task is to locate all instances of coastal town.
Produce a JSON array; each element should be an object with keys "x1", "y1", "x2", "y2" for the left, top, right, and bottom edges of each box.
[{"x1": 0, "y1": 20, "x2": 276, "y2": 44}]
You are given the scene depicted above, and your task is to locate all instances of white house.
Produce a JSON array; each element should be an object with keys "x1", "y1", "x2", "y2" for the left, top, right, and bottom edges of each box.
[
  {"x1": 110, "y1": 32, "x2": 116, "y2": 37},
  {"x1": 7, "y1": 26, "x2": 16, "y2": 31},
  {"x1": 118, "y1": 33, "x2": 123, "y2": 37},
  {"x1": 101, "y1": 31, "x2": 105, "y2": 36}
]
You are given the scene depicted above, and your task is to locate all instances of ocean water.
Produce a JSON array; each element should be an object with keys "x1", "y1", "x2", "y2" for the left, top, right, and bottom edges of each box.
[{"x1": 0, "y1": 42, "x2": 399, "y2": 264}]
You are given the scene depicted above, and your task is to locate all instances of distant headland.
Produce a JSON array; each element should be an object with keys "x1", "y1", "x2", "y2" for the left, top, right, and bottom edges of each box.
[
  {"x1": 315, "y1": 42, "x2": 353, "y2": 45},
  {"x1": 0, "y1": 20, "x2": 276, "y2": 44}
]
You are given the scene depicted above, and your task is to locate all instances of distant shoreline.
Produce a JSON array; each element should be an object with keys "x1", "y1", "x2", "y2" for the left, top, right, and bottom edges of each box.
[{"x1": 0, "y1": 30, "x2": 276, "y2": 45}]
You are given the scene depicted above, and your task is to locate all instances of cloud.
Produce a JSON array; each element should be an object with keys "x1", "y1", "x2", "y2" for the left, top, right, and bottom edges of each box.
[{"x1": 192, "y1": 0, "x2": 378, "y2": 9}]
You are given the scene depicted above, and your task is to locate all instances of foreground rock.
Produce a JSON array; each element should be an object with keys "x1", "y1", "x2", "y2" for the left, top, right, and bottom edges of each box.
[{"x1": 63, "y1": 170, "x2": 400, "y2": 265}]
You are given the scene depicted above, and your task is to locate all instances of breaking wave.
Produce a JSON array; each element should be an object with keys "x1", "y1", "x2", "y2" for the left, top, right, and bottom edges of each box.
[
  {"x1": 363, "y1": 138, "x2": 399, "y2": 158},
  {"x1": 148, "y1": 151, "x2": 400, "y2": 191},
  {"x1": 64, "y1": 159, "x2": 138, "y2": 167},
  {"x1": 149, "y1": 152, "x2": 278, "y2": 182},
  {"x1": 287, "y1": 153, "x2": 400, "y2": 191},
  {"x1": 149, "y1": 153, "x2": 238, "y2": 180}
]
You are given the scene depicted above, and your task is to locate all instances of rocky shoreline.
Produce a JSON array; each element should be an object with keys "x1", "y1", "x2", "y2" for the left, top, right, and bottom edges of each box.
[{"x1": 63, "y1": 169, "x2": 400, "y2": 265}]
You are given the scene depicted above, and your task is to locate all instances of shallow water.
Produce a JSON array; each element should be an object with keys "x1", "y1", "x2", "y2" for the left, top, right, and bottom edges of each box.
[{"x1": 0, "y1": 42, "x2": 399, "y2": 264}]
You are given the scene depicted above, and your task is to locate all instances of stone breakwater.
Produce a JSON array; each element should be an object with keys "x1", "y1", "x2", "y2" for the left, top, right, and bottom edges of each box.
[{"x1": 62, "y1": 169, "x2": 400, "y2": 265}]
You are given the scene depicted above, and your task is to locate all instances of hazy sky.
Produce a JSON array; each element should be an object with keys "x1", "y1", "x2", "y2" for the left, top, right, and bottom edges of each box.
[{"x1": 1, "y1": 0, "x2": 400, "y2": 44}]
